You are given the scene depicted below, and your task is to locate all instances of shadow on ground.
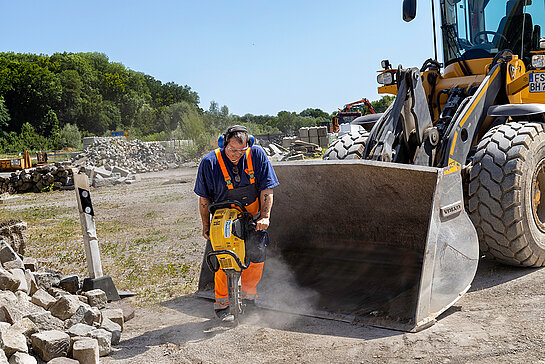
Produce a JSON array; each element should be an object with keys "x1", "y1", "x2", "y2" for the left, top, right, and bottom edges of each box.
[{"x1": 469, "y1": 257, "x2": 543, "y2": 292}]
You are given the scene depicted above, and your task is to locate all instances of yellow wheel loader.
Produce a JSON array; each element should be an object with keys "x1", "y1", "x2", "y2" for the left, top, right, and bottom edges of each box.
[{"x1": 198, "y1": 0, "x2": 545, "y2": 332}]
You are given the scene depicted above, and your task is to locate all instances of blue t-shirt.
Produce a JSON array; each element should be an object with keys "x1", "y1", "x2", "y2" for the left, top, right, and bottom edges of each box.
[{"x1": 194, "y1": 145, "x2": 279, "y2": 203}]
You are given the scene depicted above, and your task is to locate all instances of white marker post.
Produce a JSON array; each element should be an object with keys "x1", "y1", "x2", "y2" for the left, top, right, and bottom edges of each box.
[{"x1": 73, "y1": 171, "x2": 120, "y2": 300}]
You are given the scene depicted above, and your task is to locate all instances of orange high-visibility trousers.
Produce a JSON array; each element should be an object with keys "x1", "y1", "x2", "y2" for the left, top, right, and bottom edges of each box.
[{"x1": 214, "y1": 262, "x2": 264, "y2": 309}]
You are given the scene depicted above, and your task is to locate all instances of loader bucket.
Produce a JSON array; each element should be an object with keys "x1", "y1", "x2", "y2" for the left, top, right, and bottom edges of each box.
[{"x1": 258, "y1": 160, "x2": 479, "y2": 332}]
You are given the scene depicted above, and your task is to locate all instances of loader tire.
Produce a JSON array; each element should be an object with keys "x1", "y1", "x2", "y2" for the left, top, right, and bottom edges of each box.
[
  {"x1": 323, "y1": 130, "x2": 369, "y2": 160},
  {"x1": 468, "y1": 121, "x2": 545, "y2": 267}
]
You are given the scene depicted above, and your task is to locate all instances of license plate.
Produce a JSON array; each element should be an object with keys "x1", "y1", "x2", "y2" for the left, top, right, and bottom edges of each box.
[{"x1": 529, "y1": 72, "x2": 545, "y2": 93}]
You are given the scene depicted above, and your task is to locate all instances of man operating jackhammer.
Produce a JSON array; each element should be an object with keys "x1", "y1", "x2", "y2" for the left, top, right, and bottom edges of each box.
[{"x1": 194, "y1": 125, "x2": 279, "y2": 322}]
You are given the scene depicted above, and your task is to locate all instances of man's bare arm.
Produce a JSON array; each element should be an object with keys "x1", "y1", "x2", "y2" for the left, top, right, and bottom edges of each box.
[
  {"x1": 256, "y1": 188, "x2": 274, "y2": 230},
  {"x1": 199, "y1": 196, "x2": 211, "y2": 239}
]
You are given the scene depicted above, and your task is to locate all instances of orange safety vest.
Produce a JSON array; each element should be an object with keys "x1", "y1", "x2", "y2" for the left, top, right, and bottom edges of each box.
[{"x1": 214, "y1": 148, "x2": 260, "y2": 217}]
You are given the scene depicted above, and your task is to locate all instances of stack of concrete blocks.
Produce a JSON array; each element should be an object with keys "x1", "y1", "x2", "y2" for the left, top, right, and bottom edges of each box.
[
  {"x1": 0, "y1": 235, "x2": 135, "y2": 363},
  {"x1": 281, "y1": 137, "x2": 297, "y2": 149},
  {"x1": 84, "y1": 166, "x2": 141, "y2": 188},
  {"x1": 298, "y1": 127, "x2": 328, "y2": 148}
]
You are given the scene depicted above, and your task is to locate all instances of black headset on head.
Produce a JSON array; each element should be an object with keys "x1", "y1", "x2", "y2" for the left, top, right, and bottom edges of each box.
[{"x1": 218, "y1": 125, "x2": 255, "y2": 149}]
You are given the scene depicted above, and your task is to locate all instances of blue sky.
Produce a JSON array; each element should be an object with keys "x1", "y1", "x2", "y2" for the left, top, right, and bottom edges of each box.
[{"x1": 1, "y1": 0, "x2": 437, "y2": 116}]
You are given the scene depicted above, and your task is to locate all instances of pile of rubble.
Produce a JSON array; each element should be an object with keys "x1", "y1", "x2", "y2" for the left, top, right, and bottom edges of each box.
[
  {"x1": 0, "y1": 220, "x2": 133, "y2": 363},
  {"x1": 0, "y1": 163, "x2": 74, "y2": 195},
  {"x1": 72, "y1": 138, "x2": 182, "y2": 174}
]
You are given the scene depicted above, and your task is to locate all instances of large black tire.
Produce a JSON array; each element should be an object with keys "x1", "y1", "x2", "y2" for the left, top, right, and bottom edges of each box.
[
  {"x1": 322, "y1": 130, "x2": 369, "y2": 160},
  {"x1": 468, "y1": 121, "x2": 545, "y2": 267}
]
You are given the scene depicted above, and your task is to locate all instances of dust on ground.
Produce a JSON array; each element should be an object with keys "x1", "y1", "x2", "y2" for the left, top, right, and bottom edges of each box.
[{"x1": 2, "y1": 168, "x2": 545, "y2": 363}]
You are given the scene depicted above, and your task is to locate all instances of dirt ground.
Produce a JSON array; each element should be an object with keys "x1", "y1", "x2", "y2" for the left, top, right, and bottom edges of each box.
[{"x1": 2, "y1": 167, "x2": 545, "y2": 363}]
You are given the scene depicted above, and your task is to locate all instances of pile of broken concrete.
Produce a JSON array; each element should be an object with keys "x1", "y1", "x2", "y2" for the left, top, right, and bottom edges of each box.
[
  {"x1": 0, "y1": 163, "x2": 74, "y2": 195},
  {"x1": 0, "y1": 222, "x2": 133, "y2": 363},
  {"x1": 72, "y1": 138, "x2": 182, "y2": 174}
]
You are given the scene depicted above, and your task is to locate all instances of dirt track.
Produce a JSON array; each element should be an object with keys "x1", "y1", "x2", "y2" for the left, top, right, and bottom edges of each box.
[{"x1": 3, "y1": 167, "x2": 545, "y2": 363}]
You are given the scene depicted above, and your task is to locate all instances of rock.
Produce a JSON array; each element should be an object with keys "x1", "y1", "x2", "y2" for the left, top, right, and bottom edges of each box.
[
  {"x1": 22, "y1": 258, "x2": 37, "y2": 272},
  {"x1": 58, "y1": 276, "x2": 79, "y2": 294},
  {"x1": 0, "y1": 351, "x2": 6, "y2": 364},
  {"x1": 86, "y1": 329, "x2": 111, "y2": 356},
  {"x1": 8, "y1": 352, "x2": 36, "y2": 364},
  {"x1": 46, "y1": 357, "x2": 79, "y2": 364},
  {"x1": 31, "y1": 272, "x2": 61, "y2": 291},
  {"x1": 0, "y1": 322, "x2": 11, "y2": 332},
  {"x1": 31, "y1": 330, "x2": 70, "y2": 362},
  {"x1": 49, "y1": 295, "x2": 82, "y2": 320},
  {"x1": 26, "y1": 273, "x2": 38, "y2": 296},
  {"x1": 64, "y1": 305, "x2": 101, "y2": 329},
  {"x1": 10, "y1": 318, "x2": 38, "y2": 342},
  {"x1": 66, "y1": 323, "x2": 95, "y2": 338},
  {"x1": 0, "y1": 329, "x2": 28, "y2": 357},
  {"x1": 83, "y1": 290, "x2": 106, "y2": 309},
  {"x1": 26, "y1": 312, "x2": 64, "y2": 332},
  {"x1": 101, "y1": 308, "x2": 124, "y2": 331},
  {"x1": 100, "y1": 317, "x2": 121, "y2": 345},
  {"x1": 31, "y1": 289, "x2": 56, "y2": 310},
  {"x1": 0, "y1": 241, "x2": 23, "y2": 270},
  {"x1": 77, "y1": 295, "x2": 88, "y2": 304},
  {"x1": 47, "y1": 288, "x2": 69, "y2": 299},
  {"x1": 0, "y1": 268, "x2": 19, "y2": 291},
  {"x1": 72, "y1": 338, "x2": 99, "y2": 364},
  {"x1": 0, "y1": 305, "x2": 22, "y2": 324},
  {"x1": 0, "y1": 292, "x2": 17, "y2": 307},
  {"x1": 9, "y1": 270, "x2": 27, "y2": 293}
]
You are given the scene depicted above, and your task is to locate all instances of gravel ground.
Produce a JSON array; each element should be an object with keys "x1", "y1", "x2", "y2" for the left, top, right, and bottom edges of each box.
[{"x1": 1, "y1": 167, "x2": 544, "y2": 363}]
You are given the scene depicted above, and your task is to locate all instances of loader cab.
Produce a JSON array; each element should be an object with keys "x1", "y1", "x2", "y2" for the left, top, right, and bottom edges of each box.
[{"x1": 440, "y1": 0, "x2": 544, "y2": 69}]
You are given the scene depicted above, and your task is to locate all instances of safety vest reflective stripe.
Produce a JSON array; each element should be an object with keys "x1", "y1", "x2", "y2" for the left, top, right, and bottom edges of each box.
[
  {"x1": 245, "y1": 147, "x2": 255, "y2": 184},
  {"x1": 215, "y1": 148, "x2": 234, "y2": 190}
]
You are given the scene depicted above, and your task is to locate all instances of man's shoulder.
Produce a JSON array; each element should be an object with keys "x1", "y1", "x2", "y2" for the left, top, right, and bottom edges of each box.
[{"x1": 201, "y1": 149, "x2": 219, "y2": 164}]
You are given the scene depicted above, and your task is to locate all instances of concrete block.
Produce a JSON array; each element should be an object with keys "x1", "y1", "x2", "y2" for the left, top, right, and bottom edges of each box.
[
  {"x1": 0, "y1": 292, "x2": 16, "y2": 307},
  {"x1": 100, "y1": 317, "x2": 121, "y2": 345},
  {"x1": 10, "y1": 318, "x2": 38, "y2": 341},
  {"x1": 298, "y1": 127, "x2": 309, "y2": 138},
  {"x1": 31, "y1": 330, "x2": 70, "y2": 362},
  {"x1": 308, "y1": 127, "x2": 319, "y2": 137},
  {"x1": 112, "y1": 166, "x2": 130, "y2": 177},
  {"x1": 72, "y1": 338, "x2": 99, "y2": 364},
  {"x1": 26, "y1": 312, "x2": 64, "y2": 332},
  {"x1": 31, "y1": 272, "x2": 61, "y2": 291},
  {"x1": 7, "y1": 352, "x2": 36, "y2": 364},
  {"x1": 309, "y1": 136, "x2": 319, "y2": 146},
  {"x1": 59, "y1": 276, "x2": 79, "y2": 294},
  {"x1": 47, "y1": 357, "x2": 79, "y2": 364},
  {"x1": 86, "y1": 329, "x2": 111, "y2": 356},
  {"x1": 83, "y1": 290, "x2": 107, "y2": 309},
  {"x1": 66, "y1": 323, "x2": 95, "y2": 338},
  {"x1": 0, "y1": 268, "x2": 19, "y2": 292},
  {"x1": 9, "y1": 270, "x2": 27, "y2": 293},
  {"x1": 318, "y1": 136, "x2": 329, "y2": 148},
  {"x1": 31, "y1": 289, "x2": 56, "y2": 310},
  {"x1": 0, "y1": 329, "x2": 28, "y2": 357},
  {"x1": 317, "y1": 126, "x2": 328, "y2": 137},
  {"x1": 0, "y1": 241, "x2": 23, "y2": 269},
  {"x1": 64, "y1": 305, "x2": 101, "y2": 329},
  {"x1": 50, "y1": 295, "x2": 82, "y2": 320},
  {"x1": 93, "y1": 167, "x2": 111, "y2": 178},
  {"x1": 101, "y1": 308, "x2": 124, "y2": 331}
]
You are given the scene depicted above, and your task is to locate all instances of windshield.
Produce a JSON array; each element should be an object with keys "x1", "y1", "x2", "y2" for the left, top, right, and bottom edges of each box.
[{"x1": 441, "y1": 0, "x2": 545, "y2": 65}]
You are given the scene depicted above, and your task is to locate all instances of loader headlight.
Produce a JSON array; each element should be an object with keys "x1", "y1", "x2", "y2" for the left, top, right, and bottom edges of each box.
[
  {"x1": 532, "y1": 55, "x2": 545, "y2": 69},
  {"x1": 377, "y1": 72, "x2": 394, "y2": 85}
]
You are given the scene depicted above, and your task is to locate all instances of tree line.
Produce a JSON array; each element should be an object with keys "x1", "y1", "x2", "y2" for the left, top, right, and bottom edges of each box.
[{"x1": 0, "y1": 52, "x2": 393, "y2": 155}]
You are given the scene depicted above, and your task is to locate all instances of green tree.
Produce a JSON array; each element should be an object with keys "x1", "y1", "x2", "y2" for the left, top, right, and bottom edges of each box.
[
  {"x1": 56, "y1": 123, "x2": 82, "y2": 150},
  {"x1": 0, "y1": 97, "x2": 10, "y2": 134},
  {"x1": 371, "y1": 96, "x2": 395, "y2": 113}
]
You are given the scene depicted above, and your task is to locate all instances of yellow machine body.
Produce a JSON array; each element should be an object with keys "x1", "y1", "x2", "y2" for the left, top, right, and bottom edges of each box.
[{"x1": 209, "y1": 207, "x2": 246, "y2": 272}]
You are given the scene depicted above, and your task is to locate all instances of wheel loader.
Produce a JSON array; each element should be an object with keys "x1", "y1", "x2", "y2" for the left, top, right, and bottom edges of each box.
[{"x1": 198, "y1": 0, "x2": 545, "y2": 332}]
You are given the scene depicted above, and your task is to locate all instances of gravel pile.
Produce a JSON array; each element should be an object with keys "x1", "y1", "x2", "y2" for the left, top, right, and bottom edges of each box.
[{"x1": 72, "y1": 138, "x2": 182, "y2": 173}]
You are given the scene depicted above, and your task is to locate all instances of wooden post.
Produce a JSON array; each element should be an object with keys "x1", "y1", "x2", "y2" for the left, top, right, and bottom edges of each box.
[{"x1": 73, "y1": 173, "x2": 103, "y2": 279}]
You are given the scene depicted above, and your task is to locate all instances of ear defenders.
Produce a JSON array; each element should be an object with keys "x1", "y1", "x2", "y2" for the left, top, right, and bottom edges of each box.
[{"x1": 218, "y1": 125, "x2": 255, "y2": 149}]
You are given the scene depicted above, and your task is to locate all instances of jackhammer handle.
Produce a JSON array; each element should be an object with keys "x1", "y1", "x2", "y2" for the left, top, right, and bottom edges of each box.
[
  {"x1": 208, "y1": 200, "x2": 248, "y2": 214},
  {"x1": 206, "y1": 250, "x2": 249, "y2": 272}
]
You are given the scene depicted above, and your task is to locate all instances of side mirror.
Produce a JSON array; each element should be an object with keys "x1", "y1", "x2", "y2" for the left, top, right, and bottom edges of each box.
[{"x1": 403, "y1": 0, "x2": 417, "y2": 22}]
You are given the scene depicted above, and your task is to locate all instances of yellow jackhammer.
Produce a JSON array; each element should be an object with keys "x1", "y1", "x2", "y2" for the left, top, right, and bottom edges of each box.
[{"x1": 205, "y1": 201, "x2": 256, "y2": 323}]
